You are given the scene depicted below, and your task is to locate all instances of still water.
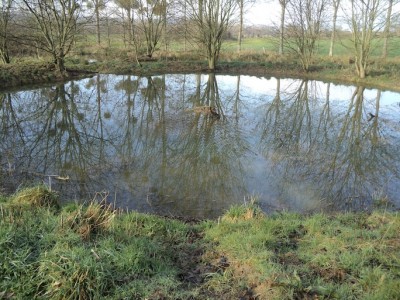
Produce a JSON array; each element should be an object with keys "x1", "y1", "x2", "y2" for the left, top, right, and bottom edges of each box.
[{"x1": 1, "y1": 74, "x2": 400, "y2": 218}]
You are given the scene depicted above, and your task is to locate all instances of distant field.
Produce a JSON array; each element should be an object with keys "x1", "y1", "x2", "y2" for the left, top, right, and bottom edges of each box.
[
  {"x1": 222, "y1": 37, "x2": 400, "y2": 58},
  {"x1": 222, "y1": 37, "x2": 278, "y2": 52},
  {"x1": 75, "y1": 33, "x2": 400, "y2": 59}
]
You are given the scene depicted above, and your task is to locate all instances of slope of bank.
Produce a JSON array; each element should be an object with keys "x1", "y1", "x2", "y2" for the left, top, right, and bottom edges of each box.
[
  {"x1": 1, "y1": 187, "x2": 399, "y2": 299},
  {"x1": 1, "y1": 54, "x2": 400, "y2": 92}
]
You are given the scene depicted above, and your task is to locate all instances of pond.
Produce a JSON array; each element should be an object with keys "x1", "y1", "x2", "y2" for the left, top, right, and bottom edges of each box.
[{"x1": 1, "y1": 74, "x2": 400, "y2": 218}]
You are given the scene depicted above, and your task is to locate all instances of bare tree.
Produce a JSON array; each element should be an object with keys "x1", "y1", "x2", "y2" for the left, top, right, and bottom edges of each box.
[
  {"x1": 346, "y1": 0, "x2": 386, "y2": 78},
  {"x1": 115, "y1": 0, "x2": 166, "y2": 58},
  {"x1": 116, "y1": 0, "x2": 147, "y2": 66},
  {"x1": 237, "y1": 0, "x2": 254, "y2": 52},
  {"x1": 115, "y1": 0, "x2": 138, "y2": 46},
  {"x1": 0, "y1": 0, "x2": 12, "y2": 63},
  {"x1": 284, "y1": 0, "x2": 327, "y2": 71},
  {"x1": 20, "y1": 0, "x2": 83, "y2": 73},
  {"x1": 87, "y1": 0, "x2": 108, "y2": 45},
  {"x1": 329, "y1": 0, "x2": 340, "y2": 57},
  {"x1": 136, "y1": 0, "x2": 166, "y2": 57},
  {"x1": 382, "y1": 0, "x2": 393, "y2": 59},
  {"x1": 238, "y1": 0, "x2": 244, "y2": 52},
  {"x1": 185, "y1": 0, "x2": 238, "y2": 70},
  {"x1": 278, "y1": 0, "x2": 289, "y2": 55}
]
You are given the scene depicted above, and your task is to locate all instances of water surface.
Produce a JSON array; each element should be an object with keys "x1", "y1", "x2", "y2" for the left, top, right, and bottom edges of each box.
[{"x1": 1, "y1": 74, "x2": 400, "y2": 218}]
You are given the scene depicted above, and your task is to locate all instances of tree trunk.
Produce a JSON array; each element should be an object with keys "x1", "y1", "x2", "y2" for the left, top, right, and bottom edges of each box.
[
  {"x1": 329, "y1": 0, "x2": 340, "y2": 57},
  {"x1": 208, "y1": 55, "x2": 215, "y2": 70},
  {"x1": 356, "y1": 59, "x2": 366, "y2": 79},
  {"x1": 279, "y1": 0, "x2": 286, "y2": 55},
  {"x1": 163, "y1": 0, "x2": 167, "y2": 53},
  {"x1": 122, "y1": 8, "x2": 127, "y2": 47},
  {"x1": 382, "y1": 0, "x2": 393, "y2": 59},
  {"x1": 301, "y1": 58, "x2": 309, "y2": 72},
  {"x1": 107, "y1": 17, "x2": 111, "y2": 47},
  {"x1": 0, "y1": 0, "x2": 11, "y2": 63},
  {"x1": 96, "y1": 1, "x2": 101, "y2": 45},
  {"x1": 199, "y1": 0, "x2": 203, "y2": 23},
  {"x1": 57, "y1": 56, "x2": 66, "y2": 74},
  {"x1": 184, "y1": 0, "x2": 187, "y2": 51},
  {"x1": 360, "y1": 66, "x2": 366, "y2": 79},
  {"x1": 0, "y1": 46, "x2": 10, "y2": 63},
  {"x1": 237, "y1": 0, "x2": 243, "y2": 52},
  {"x1": 128, "y1": 8, "x2": 133, "y2": 43}
]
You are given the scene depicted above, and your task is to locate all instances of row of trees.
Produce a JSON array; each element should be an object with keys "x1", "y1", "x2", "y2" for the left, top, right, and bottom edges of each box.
[
  {"x1": 0, "y1": 0, "x2": 398, "y2": 77},
  {"x1": 0, "y1": 0, "x2": 83, "y2": 70},
  {"x1": 278, "y1": 0, "x2": 398, "y2": 77},
  {"x1": 0, "y1": 0, "x2": 234, "y2": 71}
]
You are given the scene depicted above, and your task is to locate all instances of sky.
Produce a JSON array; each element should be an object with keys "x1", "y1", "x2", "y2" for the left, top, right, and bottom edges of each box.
[
  {"x1": 244, "y1": 0, "x2": 400, "y2": 27},
  {"x1": 244, "y1": 1, "x2": 280, "y2": 26}
]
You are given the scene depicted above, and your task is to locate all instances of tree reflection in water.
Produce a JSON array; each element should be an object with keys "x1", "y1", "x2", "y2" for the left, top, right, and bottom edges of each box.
[
  {"x1": 259, "y1": 80, "x2": 400, "y2": 211},
  {"x1": 1, "y1": 75, "x2": 399, "y2": 218}
]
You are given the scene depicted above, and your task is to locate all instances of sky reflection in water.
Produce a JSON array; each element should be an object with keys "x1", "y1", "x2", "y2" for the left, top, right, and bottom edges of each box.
[{"x1": 1, "y1": 74, "x2": 400, "y2": 218}]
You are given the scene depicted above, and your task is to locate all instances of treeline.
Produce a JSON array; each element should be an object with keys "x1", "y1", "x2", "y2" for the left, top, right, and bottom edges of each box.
[{"x1": 0, "y1": 0, "x2": 399, "y2": 77}]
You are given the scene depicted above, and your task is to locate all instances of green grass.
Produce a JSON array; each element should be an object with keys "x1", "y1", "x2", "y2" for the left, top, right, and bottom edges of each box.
[
  {"x1": 221, "y1": 36, "x2": 400, "y2": 58},
  {"x1": 0, "y1": 187, "x2": 203, "y2": 299},
  {"x1": 222, "y1": 37, "x2": 279, "y2": 52},
  {"x1": 1, "y1": 186, "x2": 399, "y2": 299},
  {"x1": 203, "y1": 209, "x2": 400, "y2": 299},
  {"x1": 71, "y1": 33, "x2": 400, "y2": 61}
]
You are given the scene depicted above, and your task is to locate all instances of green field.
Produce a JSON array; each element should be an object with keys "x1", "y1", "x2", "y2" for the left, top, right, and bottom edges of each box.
[
  {"x1": 72, "y1": 33, "x2": 400, "y2": 58},
  {"x1": 221, "y1": 36, "x2": 400, "y2": 58}
]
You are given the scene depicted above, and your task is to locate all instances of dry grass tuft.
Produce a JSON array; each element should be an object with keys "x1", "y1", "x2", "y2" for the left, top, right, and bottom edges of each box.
[
  {"x1": 10, "y1": 185, "x2": 59, "y2": 209},
  {"x1": 222, "y1": 197, "x2": 263, "y2": 223},
  {"x1": 64, "y1": 199, "x2": 116, "y2": 240}
]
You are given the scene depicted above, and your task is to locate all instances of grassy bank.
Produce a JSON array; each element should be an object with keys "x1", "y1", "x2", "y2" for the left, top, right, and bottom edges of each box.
[
  {"x1": 1, "y1": 47, "x2": 400, "y2": 92},
  {"x1": 1, "y1": 186, "x2": 399, "y2": 299}
]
